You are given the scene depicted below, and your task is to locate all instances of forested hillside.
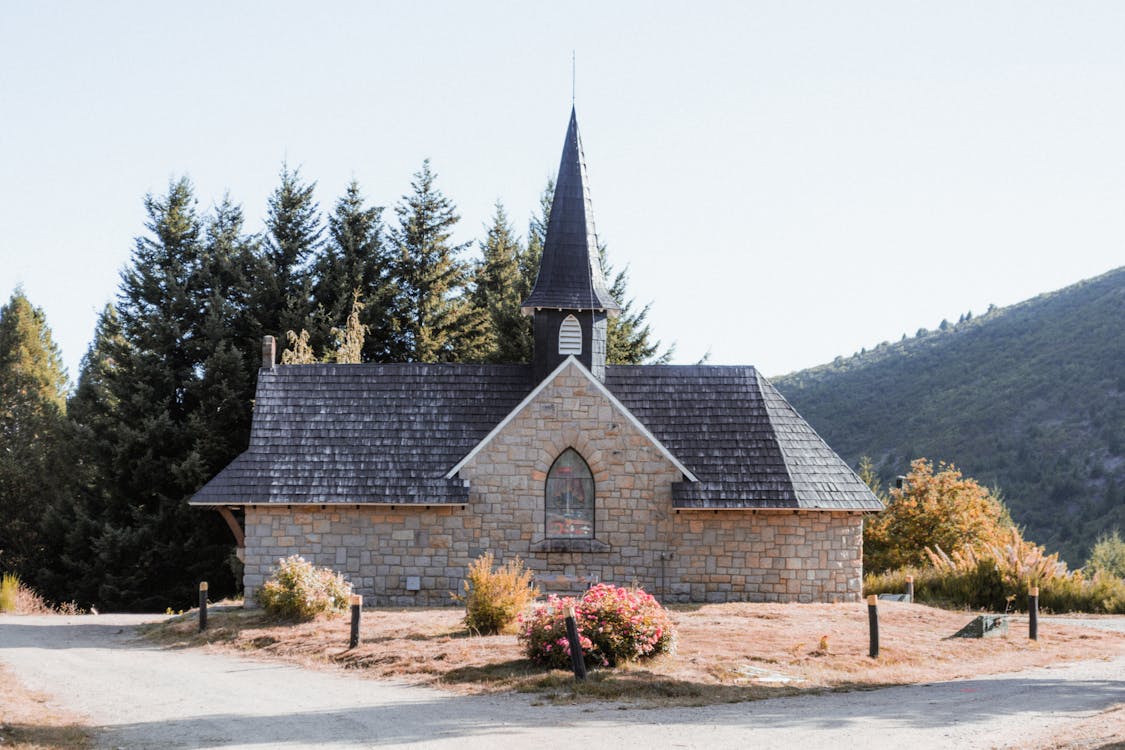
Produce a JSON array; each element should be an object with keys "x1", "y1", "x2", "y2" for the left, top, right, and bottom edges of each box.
[{"x1": 774, "y1": 267, "x2": 1125, "y2": 566}]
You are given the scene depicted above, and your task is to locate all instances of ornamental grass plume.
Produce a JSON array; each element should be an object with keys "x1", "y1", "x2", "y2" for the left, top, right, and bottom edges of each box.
[
  {"x1": 518, "y1": 583, "x2": 676, "y2": 670},
  {"x1": 0, "y1": 573, "x2": 18, "y2": 613}
]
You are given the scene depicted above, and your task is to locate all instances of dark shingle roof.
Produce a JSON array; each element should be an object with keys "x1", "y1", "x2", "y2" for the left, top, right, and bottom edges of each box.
[
  {"x1": 192, "y1": 361, "x2": 881, "y2": 511},
  {"x1": 190, "y1": 363, "x2": 534, "y2": 506},
  {"x1": 521, "y1": 107, "x2": 620, "y2": 313},
  {"x1": 606, "y1": 365, "x2": 883, "y2": 511}
]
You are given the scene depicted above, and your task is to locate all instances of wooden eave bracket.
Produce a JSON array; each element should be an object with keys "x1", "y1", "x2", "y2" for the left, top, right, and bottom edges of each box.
[{"x1": 216, "y1": 506, "x2": 245, "y2": 548}]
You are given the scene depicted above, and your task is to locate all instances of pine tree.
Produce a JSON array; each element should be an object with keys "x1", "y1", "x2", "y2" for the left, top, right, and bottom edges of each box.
[
  {"x1": 37, "y1": 305, "x2": 123, "y2": 606},
  {"x1": 473, "y1": 202, "x2": 531, "y2": 362},
  {"x1": 328, "y1": 292, "x2": 367, "y2": 364},
  {"x1": 64, "y1": 179, "x2": 244, "y2": 610},
  {"x1": 281, "y1": 330, "x2": 316, "y2": 364},
  {"x1": 0, "y1": 289, "x2": 70, "y2": 582},
  {"x1": 389, "y1": 160, "x2": 488, "y2": 362},
  {"x1": 312, "y1": 180, "x2": 395, "y2": 361},
  {"x1": 258, "y1": 164, "x2": 322, "y2": 343},
  {"x1": 188, "y1": 197, "x2": 259, "y2": 477},
  {"x1": 521, "y1": 179, "x2": 553, "y2": 299},
  {"x1": 602, "y1": 247, "x2": 673, "y2": 365}
]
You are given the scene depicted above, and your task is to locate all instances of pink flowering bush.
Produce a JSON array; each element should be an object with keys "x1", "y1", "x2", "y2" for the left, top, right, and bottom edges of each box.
[{"x1": 518, "y1": 584, "x2": 676, "y2": 669}]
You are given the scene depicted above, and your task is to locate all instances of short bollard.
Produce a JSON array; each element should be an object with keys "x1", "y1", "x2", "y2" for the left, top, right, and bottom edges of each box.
[
  {"x1": 867, "y1": 594, "x2": 879, "y2": 659},
  {"x1": 1028, "y1": 586, "x2": 1039, "y2": 641},
  {"x1": 564, "y1": 605, "x2": 587, "y2": 681},
  {"x1": 905, "y1": 575, "x2": 914, "y2": 604},
  {"x1": 198, "y1": 582, "x2": 208, "y2": 632},
  {"x1": 349, "y1": 594, "x2": 362, "y2": 649}
]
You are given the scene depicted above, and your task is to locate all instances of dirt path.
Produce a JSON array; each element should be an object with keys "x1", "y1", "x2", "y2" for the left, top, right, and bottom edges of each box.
[{"x1": 1, "y1": 614, "x2": 1122, "y2": 749}]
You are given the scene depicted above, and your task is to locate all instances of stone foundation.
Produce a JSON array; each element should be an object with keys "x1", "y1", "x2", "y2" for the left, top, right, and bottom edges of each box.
[{"x1": 243, "y1": 506, "x2": 863, "y2": 606}]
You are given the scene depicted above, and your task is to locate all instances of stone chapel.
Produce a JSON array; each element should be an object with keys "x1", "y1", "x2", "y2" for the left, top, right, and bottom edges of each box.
[{"x1": 191, "y1": 108, "x2": 883, "y2": 605}]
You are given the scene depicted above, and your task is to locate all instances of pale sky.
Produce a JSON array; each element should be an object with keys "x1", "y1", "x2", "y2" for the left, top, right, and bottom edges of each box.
[{"x1": 3, "y1": 2, "x2": 1123, "y2": 381}]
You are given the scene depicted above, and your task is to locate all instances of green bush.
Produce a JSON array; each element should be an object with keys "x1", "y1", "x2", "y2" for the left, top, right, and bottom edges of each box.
[
  {"x1": 256, "y1": 555, "x2": 352, "y2": 620},
  {"x1": 518, "y1": 584, "x2": 676, "y2": 669},
  {"x1": 454, "y1": 552, "x2": 539, "y2": 635},
  {"x1": 1040, "y1": 571, "x2": 1125, "y2": 614},
  {"x1": 865, "y1": 564, "x2": 1125, "y2": 614},
  {"x1": 1086, "y1": 530, "x2": 1125, "y2": 579}
]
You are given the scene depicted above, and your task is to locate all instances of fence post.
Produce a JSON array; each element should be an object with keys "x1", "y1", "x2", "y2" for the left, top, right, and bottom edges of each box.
[
  {"x1": 349, "y1": 594, "x2": 362, "y2": 649},
  {"x1": 867, "y1": 594, "x2": 879, "y2": 658},
  {"x1": 564, "y1": 605, "x2": 587, "y2": 681},
  {"x1": 905, "y1": 575, "x2": 914, "y2": 604},
  {"x1": 198, "y1": 582, "x2": 208, "y2": 632},
  {"x1": 1028, "y1": 585, "x2": 1039, "y2": 641}
]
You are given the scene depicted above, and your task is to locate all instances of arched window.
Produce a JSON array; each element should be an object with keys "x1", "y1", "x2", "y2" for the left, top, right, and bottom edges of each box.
[
  {"x1": 545, "y1": 448, "x2": 594, "y2": 539},
  {"x1": 558, "y1": 314, "x2": 582, "y2": 355}
]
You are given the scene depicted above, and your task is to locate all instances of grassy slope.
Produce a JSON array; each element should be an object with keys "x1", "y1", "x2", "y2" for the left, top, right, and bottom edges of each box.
[{"x1": 773, "y1": 266, "x2": 1125, "y2": 566}]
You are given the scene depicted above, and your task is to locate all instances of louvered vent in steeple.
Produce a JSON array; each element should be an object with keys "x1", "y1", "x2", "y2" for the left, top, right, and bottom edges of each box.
[{"x1": 558, "y1": 315, "x2": 582, "y2": 355}]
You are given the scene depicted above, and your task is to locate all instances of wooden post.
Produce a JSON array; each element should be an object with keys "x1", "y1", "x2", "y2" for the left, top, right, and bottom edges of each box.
[
  {"x1": 905, "y1": 575, "x2": 914, "y2": 604},
  {"x1": 564, "y1": 605, "x2": 587, "y2": 681},
  {"x1": 349, "y1": 594, "x2": 362, "y2": 649},
  {"x1": 198, "y1": 582, "x2": 208, "y2": 632},
  {"x1": 1028, "y1": 586, "x2": 1039, "y2": 641},
  {"x1": 867, "y1": 594, "x2": 879, "y2": 658}
]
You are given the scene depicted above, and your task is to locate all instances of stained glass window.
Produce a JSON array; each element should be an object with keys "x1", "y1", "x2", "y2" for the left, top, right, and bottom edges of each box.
[{"x1": 545, "y1": 448, "x2": 594, "y2": 539}]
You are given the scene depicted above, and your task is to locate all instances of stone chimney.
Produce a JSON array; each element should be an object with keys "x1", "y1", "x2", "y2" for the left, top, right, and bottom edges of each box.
[{"x1": 262, "y1": 335, "x2": 276, "y2": 369}]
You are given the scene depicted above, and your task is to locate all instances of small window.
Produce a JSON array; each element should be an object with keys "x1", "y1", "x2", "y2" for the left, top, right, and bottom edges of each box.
[
  {"x1": 558, "y1": 315, "x2": 582, "y2": 355},
  {"x1": 545, "y1": 448, "x2": 594, "y2": 539}
]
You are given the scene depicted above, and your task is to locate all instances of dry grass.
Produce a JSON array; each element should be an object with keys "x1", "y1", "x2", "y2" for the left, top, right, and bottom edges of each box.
[
  {"x1": 0, "y1": 576, "x2": 82, "y2": 616},
  {"x1": 142, "y1": 600, "x2": 1125, "y2": 707},
  {"x1": 0, "y1": 664, "x2": 91, "y2": 749}
]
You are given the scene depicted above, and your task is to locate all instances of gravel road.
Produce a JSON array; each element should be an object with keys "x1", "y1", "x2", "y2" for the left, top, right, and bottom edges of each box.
[{"x1": 1, "y1": 613, "x2": 1122, "y2": 749}]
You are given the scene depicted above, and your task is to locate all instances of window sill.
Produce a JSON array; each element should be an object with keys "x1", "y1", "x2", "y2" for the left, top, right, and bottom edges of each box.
[{"x1": 530, "y1": 537, "x2": 611, "y2": 553}]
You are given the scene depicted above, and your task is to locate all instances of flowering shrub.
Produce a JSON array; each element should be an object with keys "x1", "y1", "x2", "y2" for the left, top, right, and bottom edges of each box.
[
  {"x1": 453, "y1": 552, "x2": 540, "y2": 634},
  {"x1": 518, "y1": 584, "x2": 676, "y2": 669},
  {"x1": 256, "y1": 555, "x2": 352, "y2": 620}
]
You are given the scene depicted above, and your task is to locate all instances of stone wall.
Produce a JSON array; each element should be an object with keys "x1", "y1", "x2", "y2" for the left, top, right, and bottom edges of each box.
[{"x1": 242, "y1": 364, "x2": 865, "y2": 605}]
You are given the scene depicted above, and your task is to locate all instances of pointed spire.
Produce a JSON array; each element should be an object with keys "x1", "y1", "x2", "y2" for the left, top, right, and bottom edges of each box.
[{"x1": 522, "y1": 108, "x2": 620, "y2": 313}]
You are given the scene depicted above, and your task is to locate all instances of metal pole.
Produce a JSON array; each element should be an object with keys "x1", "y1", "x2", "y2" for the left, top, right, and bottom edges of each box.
[
  {"x1": 349, "y1": 594, "x2": 362, "y2": 649},
  {"x1": 564, "y1": 605, "x2": 587, "y2": 681},
  {"x1": 1028, "y1": 586, "x2": 1039, "y2": 641},
  {"x1": 867, "y1": 595, "x2": 879, "y2": 658},
  {"x1": 198, "y1": 582, "x2": 208, "y2": 632},
  {"x1": 905, "y1": 575, "x2": 914, "y2": 604}
]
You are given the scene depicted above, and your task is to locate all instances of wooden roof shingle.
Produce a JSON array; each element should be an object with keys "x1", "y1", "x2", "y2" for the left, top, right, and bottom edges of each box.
[{"x1": 191, "y1": 361, "x2": 882, "y2": 511}]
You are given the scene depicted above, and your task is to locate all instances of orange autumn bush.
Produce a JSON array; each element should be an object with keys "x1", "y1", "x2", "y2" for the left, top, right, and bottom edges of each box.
[{"x1": 864, "y1": 458, "x2": 1014, "y2": 574}]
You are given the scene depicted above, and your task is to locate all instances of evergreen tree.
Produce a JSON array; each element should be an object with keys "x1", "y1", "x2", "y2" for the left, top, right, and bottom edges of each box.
[
  {"x1": 63, "y1": 179, "x2": 244, "y2": 610},
  {"x1": 281, "y1": 329, "x2": 316, "y2": 364},
  {"x1": 312, "y1": 180, "x2": 395, "y2": 361},
  {"x1": 473, "y1": 201, "x2": 531, "y2": 362},
  {"x1": 37, "y1": 305, "x2": 123, "y2": 606},
  {"x1": 188, "y1": 197, "x2": 259, "y2": 477},
  {"x1": 389, "y1": 160, "x2": 488, "y2": 362},
  {"x1": 328, "y1": 292, "x2": 367, "y2": 364},
  {"x1": 258, "y1": 164, "x2": 322, "y2": 343},
  {"x1": 601, "y1": 247, "x2": 673, "y2": 365},
  {"x1": 521, "y1": 178, "x2": 553, "y2": 298},
  {"x1": 0, "y1": 289, "x2": 69, "y2": 582}
]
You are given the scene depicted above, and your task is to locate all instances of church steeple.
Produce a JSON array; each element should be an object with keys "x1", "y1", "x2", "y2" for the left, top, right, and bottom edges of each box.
[{"x1": 523, "y1": 107, "x2": 620, "y2": 382}]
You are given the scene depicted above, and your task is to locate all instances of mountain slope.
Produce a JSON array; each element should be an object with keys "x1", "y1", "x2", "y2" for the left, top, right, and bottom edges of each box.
[{"x1": 773, "y1": 266, "x2": 1125, "y2": 566}]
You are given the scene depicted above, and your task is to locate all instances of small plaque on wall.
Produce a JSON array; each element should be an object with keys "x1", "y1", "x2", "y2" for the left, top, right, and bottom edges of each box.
[{"x1": 405, "y1": 576, "x2": 421, "y2": 592}]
